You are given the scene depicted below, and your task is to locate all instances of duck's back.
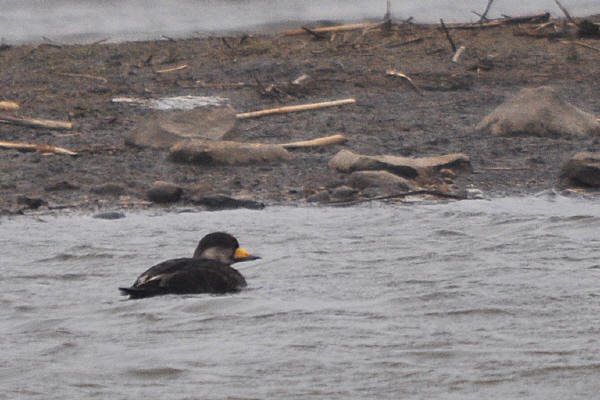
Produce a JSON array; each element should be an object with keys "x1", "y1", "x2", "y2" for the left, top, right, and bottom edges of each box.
[{"x1": 120, "y1": 258, "x2": 247, "y2": 298}]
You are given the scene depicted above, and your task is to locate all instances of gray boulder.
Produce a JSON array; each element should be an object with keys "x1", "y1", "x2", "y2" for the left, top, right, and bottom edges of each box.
[
  {"x1": 560, "y1": 152, "x2": 600, "y2": 187},
  {"x1": 169, "y1": 140, "x2": 293, "y2": 165},
  {"x1": 125, "y1": 106, "x2": 237, "y2": 148},
  {"x1": 329, "y1": 150, "x2": 470, "y2": 178},
  {"x1": 476, "y1": 86, "x2": 600, "y2": 137}
]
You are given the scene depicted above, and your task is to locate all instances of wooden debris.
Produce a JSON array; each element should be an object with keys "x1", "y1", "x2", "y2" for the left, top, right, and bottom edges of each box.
[
  {"x1": 479, "y1": 0, "x2": 495, "y2": 23},
  {"x1": 385, "y1": 69, "x2": 421, "y2": 94},
  {"x1": 56, "y1": 72, "x2": 108, "y2": 83},
  {"x1": 0, "y1": 140, "x2": 77, "y2": 156},
  {"x1": 554, "y1": 0, "x2": 576, "y2": 25},
  {"x1": 452, "y1": 45, "x2": 467, "y2": 63},
  {"x1": 156, "y1": 63, "x2": 188, "y2": 73},
  {"x1": 236, "y1": 98, "x2": 356, "y2": 119},
  {"x1": 284, "y1": 22, "x2": 382, "y2": 36},
  {"x1": 446, "y1": 12, "x2": 550, "y2": 29},
  {"x1": 560, "y1": 40, "x2": 600, "y2": 53},
  {"x1": 440, "y1": 19, "x2": 457, "y2": 52},
  {"x1": 0, "y1": 114, "x2": 73, "y2": 130},
  {"x1": 195, "y1": 79, "x2": 249, "y2": 88},
  {"x1": 302, "y1": 26, "x2": 327, "y2": 40},
  {"x1": 0, "y1": 101, "x2": 19, "y2": 111},
  {"x1": 281, "y1": 134, "x2": 347, "y2": 149}
]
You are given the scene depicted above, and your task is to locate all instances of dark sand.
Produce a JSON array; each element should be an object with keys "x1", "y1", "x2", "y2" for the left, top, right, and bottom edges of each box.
[{"x1": 1, "y1": 16, "x2": 600, "y2": 214}]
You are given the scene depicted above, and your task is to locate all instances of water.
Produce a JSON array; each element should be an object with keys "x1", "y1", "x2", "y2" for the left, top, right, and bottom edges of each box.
[
  {"x1": 2, "y1": 195, "x2": 600, "y2": 399},
  {"x1": 2, "y1": 0, "x2": 600, "y2": 43}
]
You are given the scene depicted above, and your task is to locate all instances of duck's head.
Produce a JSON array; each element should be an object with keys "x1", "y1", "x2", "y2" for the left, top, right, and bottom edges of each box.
[{"x1": 193, "y1": 232, "x2": 260, "y2": 264}]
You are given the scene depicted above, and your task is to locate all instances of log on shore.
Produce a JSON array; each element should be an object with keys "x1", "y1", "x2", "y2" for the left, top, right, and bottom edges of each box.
[{"x1": 0, "y1": 140, "x2": 78, "y2": 155}]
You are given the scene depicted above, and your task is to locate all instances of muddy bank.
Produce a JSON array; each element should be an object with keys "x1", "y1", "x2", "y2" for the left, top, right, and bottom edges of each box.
[{"x1": 1, "y1": 15, "x2": 600, "y2": 214}]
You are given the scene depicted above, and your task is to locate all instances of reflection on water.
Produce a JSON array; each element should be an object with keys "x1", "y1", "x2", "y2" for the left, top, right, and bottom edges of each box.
[
  {"x1": 2, "y1": 195, "x2": 600, "y2": 399},
  {"x1": 2, "y1": 0, "x2": 600, "y2": 43}
]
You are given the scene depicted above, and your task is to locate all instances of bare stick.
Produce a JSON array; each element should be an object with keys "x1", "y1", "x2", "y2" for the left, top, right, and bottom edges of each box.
[
  {"x1": 452, "y1": 45, "x2": 467, "y2": 63},
  {"x1": 385, "y1": 69, "x2": 421, "y2": 94},
  {"x1": 0, "y1": 140, "x2": 77, "y2": 155},
  {"x1": 0, "y1": 101, "x2": 19, "y2": 111},
  {"x1": 480, "y1": 0, "x2": 495, "y2": 23},
  {"x1": 560, "y1": 40, "x2": 600, "y2": 53},
  {"x1": 281, "y1": 134, "x2": 347, "y2": 149},
  {"x1": 554, "y1": 0, "x2": 577, "y2": 25},
  {"x1": 156, "y1": 64, "x2": 188, "y2": 73},
  {"x1": 0, "y1": 114, "x2": 73, "y2": 130},
  {"x1": 236, "y1": 98, "x2": 356, "y2": 119},
  {"x1": 284, "y1": 22, "x2": 381, "y2": 36},
  {"x1": 440, "y1": 19, "x2": 457, "y2": 52},
  {"x1": 56, "y1": 72, "x2": 108, "y2": 83}
]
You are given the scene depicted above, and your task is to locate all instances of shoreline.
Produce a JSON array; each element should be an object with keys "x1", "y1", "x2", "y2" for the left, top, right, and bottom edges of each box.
[{"x1": 1, "y1": 15, "x2": 600, "y2": 216}]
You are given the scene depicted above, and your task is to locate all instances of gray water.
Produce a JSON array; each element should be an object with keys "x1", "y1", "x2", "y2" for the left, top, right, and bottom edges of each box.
[
  {"x1": 2, "y1": 195, "x2": 600, "y2": 399},
  {"x1": 2, "y1": 0, "x2": 600, "y2": 43}
]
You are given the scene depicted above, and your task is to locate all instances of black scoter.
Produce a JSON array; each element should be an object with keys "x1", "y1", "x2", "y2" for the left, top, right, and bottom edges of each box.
[{"x1": 119, "y1": 232, "x2": 259, "y2": 299}]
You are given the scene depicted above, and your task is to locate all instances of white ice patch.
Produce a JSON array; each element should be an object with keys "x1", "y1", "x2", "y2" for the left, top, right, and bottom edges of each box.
[{"x1": 112, "y1": 95, "x2": 229, "y2": 110}]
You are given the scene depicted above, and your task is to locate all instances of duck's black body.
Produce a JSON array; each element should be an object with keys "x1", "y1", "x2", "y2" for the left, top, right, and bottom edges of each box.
[{"x1": 119, "y1": 232, "x2": 258, "y2": 299}]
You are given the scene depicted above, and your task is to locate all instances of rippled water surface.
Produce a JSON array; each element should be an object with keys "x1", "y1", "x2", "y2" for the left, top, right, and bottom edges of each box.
[{"x1": 2, "y1": 195, "x2": 600, "y2": 399}]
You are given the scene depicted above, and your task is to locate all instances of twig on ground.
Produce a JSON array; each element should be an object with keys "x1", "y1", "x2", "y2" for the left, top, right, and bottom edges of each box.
[
  {"x1": 0, "y1": 101, "x2": 19, "y2": 111},
  {"x1": 0, "y1": 114, "x2": 73, "y2": 130},
  {"x1": 385, "y1": 69, "x2": 422, "y2": 94},
  {"x1": 236, "y1": 98, "x2": 356, "y2": 119},
  {"x1": 0, "y1": 140, "x2": 77, "y2": 156},
  {"x1": 156, "y1": 64, "x2": 188, "y2": 73}
]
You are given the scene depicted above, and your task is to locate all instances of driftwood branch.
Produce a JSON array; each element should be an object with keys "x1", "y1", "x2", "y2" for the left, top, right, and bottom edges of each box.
[
  {"x1": 281, "y1": 134, "x2": 347, "y2": 149},
  {"x1": 284, "y1": 22, "x2": 382, "y2": 36},
  {"x1": 446, "y1": 12, "x2": 550, "y2": 29},
  {"x1": 236, "y1": 98, "x2": 356, "y2": 119},
  {"x1": 479, "y1": 0, "x2": 495, "y2": 23},
  {"x1": 0, "y1": 114, "x2": 73, "y2": 130},
  {"x1": 0, "y1": 140, "x2": 78, "y2": 155},
  {"x1": 554, "y1": 0, "x2": 576, "y2": 25},
  {"x1": 0, "y1": 101, "x2": 19, "y2": 111},
  {"x1": 439, "y1": 19, "x2": 457, "y2": 52}
]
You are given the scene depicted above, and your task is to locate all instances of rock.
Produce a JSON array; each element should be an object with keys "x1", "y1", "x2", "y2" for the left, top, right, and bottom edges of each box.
[
  {"x1": 560, "y1": 152, "x2": 600, "y2": 187},
  {"x1": 306, "y1": 190, "x2": 331, "y2": 203},
  {"x1": 330, "y1": 185, "x2": 358, "y2": 201},
  {"x1": 44, "y1": 181, "x2": 79, "y2": 191},
  {"x1": 93, "y1": 211, "x2": 126, "y2": 220},
  {"x1": 90, "y1": 183, "x2": 125, "y2": 196},
  {"x1": 348, "y1": 170, "x2": 413, "y2": 191},
  {"x1": 125, "y1": 106, "x2": 237, "y2": 148},
  {"x1": 169, "y1": 140, "x2": 293, "y2": 165},
  {"x1": 476, "y1": 86, "x2": 600, "y2": 137},
  {"x1": 147, "y1": 181, "x2": 183, "y2": 203},
  {"x1": 189, "y1": 194, "x2": 265, "y2": 210},
  {"x1": 329, "y1": 150, "x2": 470, "y2": 178},
  {"x1": 17, "y1": 195, "x2": 43, "y2": 209}
]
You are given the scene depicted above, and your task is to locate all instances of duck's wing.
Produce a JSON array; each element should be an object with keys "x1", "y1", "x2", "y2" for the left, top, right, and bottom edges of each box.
[{"x1": 119, "y1": 258, "x2": 246, "y2": 298}]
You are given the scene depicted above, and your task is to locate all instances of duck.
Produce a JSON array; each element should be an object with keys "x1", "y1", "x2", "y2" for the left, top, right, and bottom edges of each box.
[{"x1": 119, "y1": 232, "x2": 259, "y2": 299}]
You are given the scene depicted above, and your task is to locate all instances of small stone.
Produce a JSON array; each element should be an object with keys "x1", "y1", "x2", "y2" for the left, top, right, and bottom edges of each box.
[
  {"x1": 306, "y1": 190, "x2": 330, "y2": 203},
  {"x1": 17, "y1": 195, "x2": 44, "y2": 209},
  {"x1": 331, "y1": 185, "x2": 358, "y2": 200},
  {"x1": 189, "y1": 194, "x2": 265, "y2": 210},
  {"x1": 44, "y1": 181, "x2": 79, "y2": 191},
  {"x1": 93, "y1": 211, "x2": 126, "y2": 220},
  {"x1": 147, "y1": 181, "x2": 183, "y2": 203}
]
